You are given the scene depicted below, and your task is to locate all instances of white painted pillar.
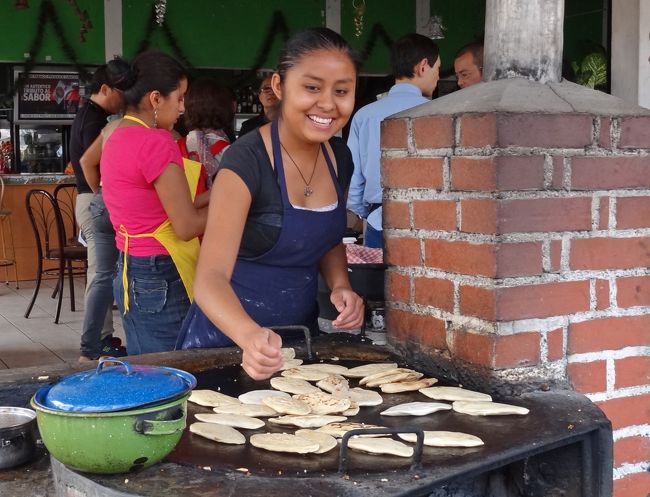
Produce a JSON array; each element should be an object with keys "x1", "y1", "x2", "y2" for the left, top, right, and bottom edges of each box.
[
  {"x1": 325, "y1": 0, "x2": 341, "y2": 33},
  {"x1": 104, "y1": 0, "x2": 123, "y2": 61},
  {"x1": 415, "y1": 0, "x2": 430, "y2": 35},
  {"x1": 612, "y1": 0, "x2": 650, "y2": 108},
  {"x1": 483, "y1": 0, "x2": 564, "y2": 84}
]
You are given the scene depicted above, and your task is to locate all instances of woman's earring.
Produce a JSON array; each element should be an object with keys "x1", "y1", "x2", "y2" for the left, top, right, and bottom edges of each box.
[{"x1": 153, "y1": 108, "x2": 158, "y2": 128}]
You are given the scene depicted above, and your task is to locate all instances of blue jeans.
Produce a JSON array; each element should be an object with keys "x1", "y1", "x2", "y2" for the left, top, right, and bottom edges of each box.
[
  {"x1": 79, "y1": 193, "x2": 118, "y2": 358},
  {"x1": 114, "y1": 253, "x2": 190, "y2": 355},
  {"x1": 364, "y1": 224, "x2": 384, "y2": 249}
]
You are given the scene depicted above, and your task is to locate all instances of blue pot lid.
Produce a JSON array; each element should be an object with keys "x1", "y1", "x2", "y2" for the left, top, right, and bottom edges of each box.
[{"x1": 39, "y1": 359, "x2": 196, "y2": 413}]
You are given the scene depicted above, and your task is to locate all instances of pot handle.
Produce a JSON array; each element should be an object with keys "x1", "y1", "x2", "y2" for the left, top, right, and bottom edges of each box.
[
  {"x1": 96, "y1": 358, "x2": 134, "y2": 375},
  {"x1": 135, "y1": 411, "x2": 187, "y2": 436}
]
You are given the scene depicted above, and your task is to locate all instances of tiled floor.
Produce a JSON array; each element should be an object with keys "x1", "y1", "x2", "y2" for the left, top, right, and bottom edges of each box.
[{"x1": 0, "y1": 276, "x2": 124, "y2": 369}]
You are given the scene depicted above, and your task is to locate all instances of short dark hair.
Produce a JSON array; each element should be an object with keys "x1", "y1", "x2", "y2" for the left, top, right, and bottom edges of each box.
[
  {"x1": 184, "y1": 78, "x2": 235, "y2": 132},
  {"x1": 122, "y1": 50, "x2": 188, "y2": 107},
  {"x1": 390, "y1": 33, "x2": 440, "y2": 79},
  {"x1": 89, "y1": 57, "x2": 132, "y2": 94},
  {"x1": 455, "y1": 42, "x2": 484, "y2": 69},
  {"x1": 276, "y1": 27, "x2": 360, "y2": 82}
]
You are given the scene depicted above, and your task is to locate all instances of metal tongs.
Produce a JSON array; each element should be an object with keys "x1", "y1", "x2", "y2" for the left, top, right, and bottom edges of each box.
[{"x1": 270, "y1": 325, "x2": 313, "y2": 360}]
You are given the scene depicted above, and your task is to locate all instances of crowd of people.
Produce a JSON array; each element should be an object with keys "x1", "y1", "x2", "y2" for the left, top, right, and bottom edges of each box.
[{"x1": 70, "y1": 28, "x2": 484, "y2": 379}]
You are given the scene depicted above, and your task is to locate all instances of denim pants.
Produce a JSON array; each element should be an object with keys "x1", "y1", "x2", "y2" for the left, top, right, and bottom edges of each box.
[
  {"x1": 79, "y1": 193, "x2": 119, "y2": 358},
  {"x1": 114, "y1": 253, "x2": 190, "y2": 355},
  {"x1": 364, "y1": 223, "x2": 384, "y2": 249},
  {"x1": 76, "y1": 193, "x2": 113, "y2": 341}
]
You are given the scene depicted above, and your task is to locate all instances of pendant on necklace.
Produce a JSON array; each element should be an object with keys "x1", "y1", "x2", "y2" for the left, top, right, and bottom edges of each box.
[{"x1": 304, "y1": 186, "x2": 314, "y2": 197}]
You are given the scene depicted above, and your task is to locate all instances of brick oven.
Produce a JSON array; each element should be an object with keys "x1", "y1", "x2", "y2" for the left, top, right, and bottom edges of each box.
[{"x1": 381, "y1": 2, "x2": 650, "y2": 497}]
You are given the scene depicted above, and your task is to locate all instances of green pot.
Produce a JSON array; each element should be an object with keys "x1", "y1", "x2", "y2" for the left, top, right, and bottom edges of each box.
[{"x1": 30, "y1": 394, "x2": 188, "y2": 474}]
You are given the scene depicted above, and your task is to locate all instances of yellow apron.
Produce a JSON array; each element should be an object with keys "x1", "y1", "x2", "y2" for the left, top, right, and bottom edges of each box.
[{"x1": 119, "y1": 115, "x2": 202, "y2": 313}]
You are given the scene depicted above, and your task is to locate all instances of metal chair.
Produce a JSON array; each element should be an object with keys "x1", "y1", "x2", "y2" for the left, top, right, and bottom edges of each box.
[
  {"x1": 0, "y1": 175, "x2": 18, "y2": 288},
  {"x1": 24, "y1": 189, "x2": 87, "y2": 324}
]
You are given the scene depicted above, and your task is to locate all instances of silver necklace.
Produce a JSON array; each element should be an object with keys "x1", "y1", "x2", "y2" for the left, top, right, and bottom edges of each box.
[{"x1": 280, "y1": 142, "x2": 320, "y2": 197}]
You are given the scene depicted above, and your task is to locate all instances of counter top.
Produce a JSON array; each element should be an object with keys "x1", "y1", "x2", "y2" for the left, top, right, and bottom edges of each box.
[{"x1": 0, "y1": 174, "x2": 75, "y2": 185}]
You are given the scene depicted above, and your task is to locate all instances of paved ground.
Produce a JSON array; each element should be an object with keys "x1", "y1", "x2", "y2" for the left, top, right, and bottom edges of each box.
[{"x1": 0, "y1": 276, "x2": 124, "y2": 369}]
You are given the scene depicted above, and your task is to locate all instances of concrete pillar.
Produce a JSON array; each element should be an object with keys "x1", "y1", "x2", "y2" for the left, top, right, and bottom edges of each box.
[
  {"x1": 104, "y1": 0, "x2": 123, "y2": 60},
  {"x1": 483, "y1": 0, "x2": 564, "y2": 83},
  {"x1": 611, "y1": 0, "x2": 650, "y2": 109}
]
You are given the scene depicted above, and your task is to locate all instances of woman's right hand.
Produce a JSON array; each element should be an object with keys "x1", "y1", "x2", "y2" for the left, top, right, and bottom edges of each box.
[{"x1": 241, "y1": 327, "x2": 283, "y2": 380}]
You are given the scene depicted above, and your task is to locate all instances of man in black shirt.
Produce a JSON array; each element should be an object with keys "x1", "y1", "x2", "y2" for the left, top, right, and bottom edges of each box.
[
  {"x1": 69, "y1": 60, "x2": 128, "y2": 361},
  {"x1": 238, "y1": 76, "x2": 278, "y2": 138}
]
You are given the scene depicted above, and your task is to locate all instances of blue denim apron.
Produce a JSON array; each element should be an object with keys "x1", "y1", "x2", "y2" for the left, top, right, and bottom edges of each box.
[{"x1": 176, "y1": 120, "x2": 346, "y2": 349}]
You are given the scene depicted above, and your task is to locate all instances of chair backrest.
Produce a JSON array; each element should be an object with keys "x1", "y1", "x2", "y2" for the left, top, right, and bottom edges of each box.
[
  {"x1": 25, "y1": 189, "x2": 67, "y2": 261},
  {"x1": 53, "y1": 183, "x2": 79, "y2": 245}
]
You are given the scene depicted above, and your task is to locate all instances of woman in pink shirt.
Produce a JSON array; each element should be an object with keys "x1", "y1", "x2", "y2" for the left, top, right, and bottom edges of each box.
[{"x1": 100, "y1": 51, "x2": 208, "y2": 354}]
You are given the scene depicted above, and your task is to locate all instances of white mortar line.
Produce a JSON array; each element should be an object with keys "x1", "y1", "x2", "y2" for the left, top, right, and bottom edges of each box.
[
  {"x1": 541, "y1": 239, "x2": 551, "y2": 272},
  {"x1": 591, "y1": 195, "x2": 600, "y2": 231},
  {"x1": 610, "y1": 277, "x2": 619, "y2": 308},
  {"x1": 383, "y1": 188, "x2": 650, "y2": 202},
  {"x1": 453, "y1": 281, "x2": 460, "y2": 314},
  {"x1": 442, "y1": 156, "x2": 451, "y2": 193},
  {"x1": 587, "y1": 384, "x2": 650, "y2": 403},
  {"x1": 613, "y1": 462, "x2": 649, "y2": 480},
  {"x1": 589, "y1": 279, "x2": 597, "y2": 311},
  {"x1": 609, "y1": 196, "x2": 617, "y2": 231},
  {"x1": 562, "y1": 157, "x2": 572, "y2": 190},
  {"x1": 606, "y1": 357, "x2": 616, "y2": 392},
  {"x1": 568, "y1": 346, "x2": 650, "y2": 363},
  {"x1": 611, "y1": 118, "x2": 620, "y2": 150},
  {"x1": 540, "y1": 330, "x2": 549, "y2": 363},
  {"x1": 613, "y1": 424, "x2": 650, "y2": 440},
  {"x1": 560, "y1": 236, "x2": 570, "y2": 272},
  {"x1": 543, "y1": 154, "x2": 553, "y2": 189}
]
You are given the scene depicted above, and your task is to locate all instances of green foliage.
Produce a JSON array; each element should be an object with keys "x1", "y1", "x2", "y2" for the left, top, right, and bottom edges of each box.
[{"x1": 571, "y1": 52, "x2": 607, "y2": 89}]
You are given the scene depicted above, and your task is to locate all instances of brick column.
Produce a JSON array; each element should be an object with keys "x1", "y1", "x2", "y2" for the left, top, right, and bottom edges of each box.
[{"x1": 381, "y1": 79, "x2": 650, "y2": 497}]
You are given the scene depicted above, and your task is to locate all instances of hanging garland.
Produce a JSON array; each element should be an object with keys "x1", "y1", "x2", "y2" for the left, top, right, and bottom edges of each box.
[
  {"x1": 135, "y1": 1, "x2": 192, "y2": 69},
  {"x1": 66, "y1": 0, "x2": 93, "y2": 43},
  {"x1": 359, "y1": 23, "x2": 393, "y2": 64},
  {"x1": 10, "y1": 0, "x2": 91, "y2": 99}
]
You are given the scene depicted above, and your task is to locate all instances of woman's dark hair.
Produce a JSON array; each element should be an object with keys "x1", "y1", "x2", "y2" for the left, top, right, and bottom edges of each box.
[
  {"x1": 276, "y1": 27, "x2": 360, "y2": 81},
  {"x1": 89, "y1": 57, "x2": 133, "y2": 94},
  {"x1": 184, "y1": 78, "x2": 235, "y2": 131},
  {"x1": 391, "y1": 33, "x2": 440, "y2": 79},
  {"x1": 121, "y1": 50, "x2": 188, "y2": 107}
]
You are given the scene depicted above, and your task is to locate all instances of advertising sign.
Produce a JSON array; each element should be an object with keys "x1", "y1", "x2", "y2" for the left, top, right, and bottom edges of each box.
[{"x1": 15, "y1": 71, "x2": 80, "y2": 121}]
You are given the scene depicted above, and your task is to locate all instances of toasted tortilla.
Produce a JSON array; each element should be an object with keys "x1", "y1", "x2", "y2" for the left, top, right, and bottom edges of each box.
[
  {"x1": 268, "y1": 414, "x2": 348, "y2": 428},
  {"x1": 316, "y1": 422, "x2": 385, "y2": 438},
  {"x1": 212, "y1": 403, "x2": 277, "y2": 417},
  {"x1": 341, "y1": 401, "x2": 360, "y2": 416},
  {"x1": 300, "y1": 363, "x2": 349, "y2": 375},
  {"x1": 343, "y1": 363, "x2": 399, "y2": 378},
  {"x1": 380, "y1": 401, "x2": 452, "y2": 416},
  {"x1": 281, "y1": 367, "x2": 331, "y2": 382},
  {"x1": 348, "y1": 437, "x2": 414, "y2": 458},
  {"x1": 380, "y1": 378, "x2": 438, "y2": 393},
  {"x1": 194, "y1": 413, "x2": 265, "y2": 429},
  {"x1": 293, "y1": 391, "x2": 351, "y2": 415},
  {"x1": 280, "y1": 358, "x2": 304, "y2": 370},
  {"x1": 189, "y1": 422, "x2": 245, "y2": 445},
  {"x1": 419, "y1": 386, "x2": 492, "y2": 402},
  {"x1": 270, "y1": 376, "x2": 320, "y2": 395},
  {"x1": 363, "y1": 371, "x2": 423, "y2": 388},
  {"x1": 239, "y1": 389, "x2": 291, "y2": 405},
  {"x1": 398, "y1": 431, "x2": 484, "y2": 447},
  {"x1": 316, "y1": 374, "x2": 350, "y2": 396},
  {"x1": 262, "y1": 396, "x2": 312, "y2": 415},
  {"x1": 452, "y1": 401, "x2": 529, "y2": 416},
  {"x1": 295, "y1": 429, "x2": 338, "y2": 454},
  {"x1": 281, "y1": 348, "x2": 296, "y2": 360},
  {"x1": 189, "y1": 390, "x2": 240, "y2": 407},
  {"x1": 250, "y1": 433, "x2": 320, "y2": 454}
]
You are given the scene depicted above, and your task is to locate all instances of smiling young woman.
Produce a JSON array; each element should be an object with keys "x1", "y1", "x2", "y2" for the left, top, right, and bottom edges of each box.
[{"x1": 176, "y1": 28, "x2": 365, "y2": 380}]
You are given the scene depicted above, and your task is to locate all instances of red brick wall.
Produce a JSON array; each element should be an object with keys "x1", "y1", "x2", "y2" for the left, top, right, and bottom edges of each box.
[{"x1": 382, "y1": 112, "x2": 650, "y2": 496}]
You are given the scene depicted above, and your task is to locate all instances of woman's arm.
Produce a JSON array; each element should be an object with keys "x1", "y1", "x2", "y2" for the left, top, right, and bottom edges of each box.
[
  {"x1": 79, "y1": 135, "x2": 102, "y2": 193},
  {"x1": 193, "y1": 169, "x2": 283, "y2": 380},
  {"x1": 154, "y1": 165, "x2": 209, "y2": 240},
  {"x1": 319, "y1": 243, "x2": 364, "y2": 330}
]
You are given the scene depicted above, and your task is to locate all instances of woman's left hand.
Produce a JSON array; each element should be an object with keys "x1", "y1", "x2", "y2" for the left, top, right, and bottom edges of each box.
[{"x1": 330, "y1": 287, "x2": 364, "y2": 330}]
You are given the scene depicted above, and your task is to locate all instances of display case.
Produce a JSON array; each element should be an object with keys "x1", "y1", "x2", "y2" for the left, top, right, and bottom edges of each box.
[
  {"x1": 0, "y1": 115, "x2": 12, "y2": 173},
  {"x1": 14, "y1": 124, "x2": 68, "y2": 174}
]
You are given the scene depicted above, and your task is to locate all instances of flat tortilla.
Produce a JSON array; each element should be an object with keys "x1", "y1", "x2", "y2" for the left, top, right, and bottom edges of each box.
[
  {"x1": 281, "y1": 367, "x2": 330, "y2": 382},
  {"x1": 343, "y1": 363, "x2": 398, "y2": 378},
  {"x1": 341, "y1": 401, "x2": 360, "y2": 416},
  {"x1": 250, "y1": 433, "x2": 320, "y2": 454},
  {"x1": 194, "y1": 413, "x2": 265, "y2": 429},
  {"x1": 363, "y1": 371, "x2": 423, "y2": 388},
  {"x1": 316, "y1": 422, "x2": 385, "y2": 438},
  {"x1": 452, "y1": 401, "x2": 529, "y2": 416},
  {"x1": 293, "y1": 392, "x2": 351, "y2": 415},
  {"x1": 348, "y1": 437, "x2": 414, "y2": 458},
  {"x1": 270, "y1": 376, "x2": 319, "y2": 395},
  {"x1": 189, "y1": 390, "x2": 240, "y2": 407},
  {"x1": 189, "y1": 422, "x2": 245, "y2": 445},
  {"x1": 398, "y1": 431, "x2": 484, "y2": 447},
  {"x1": 380, "y1": 402, "x2": 452, "y2": 417},
  {"x1": 239, "y1": 389, "x2": 291, "y2": 405},
  {"x1": 262, "y1": 396, "x2": 312, "y2": 415},
  {"x1": 419, "y1": 386, "x2": 492, "y2": 402},
  {"x1": 295, "y1": 429, "x2": 338, "y2": 454},
  {"x1": 268, "y1": 414, "x2": 348, "y2": 428},
  {"x1": 349, "y1": 387, "x2": 383, "y2": 407},
  {"x1": 316, "y1": 374, "x2": 349, "y2": 397},
  {"x1": 380, "y1": 378, "x2": 438, "y2": 393},
  {"x1": 212, "y1": 403, "x2": 278, "y2": 417},
  {"x1": 300, "y1": 363, "x2": 349, "y2": 375},
  {"x1": 280, "y1": 358, "x2": 303, "y2": 370},
  {"x1": 281, "y1": 348, "x2": 296, "y2": 360}
]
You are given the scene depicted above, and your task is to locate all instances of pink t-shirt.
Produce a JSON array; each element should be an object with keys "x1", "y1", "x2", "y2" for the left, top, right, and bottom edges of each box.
[{"x1": 100, "y1": 126, "x2": 183, "y2": 256}]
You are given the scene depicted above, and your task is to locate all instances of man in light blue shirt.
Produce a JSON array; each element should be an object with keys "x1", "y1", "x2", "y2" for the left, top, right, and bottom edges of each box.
[{"x1": 347, "y1": 34, "x2": 441, "y2": 248}]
